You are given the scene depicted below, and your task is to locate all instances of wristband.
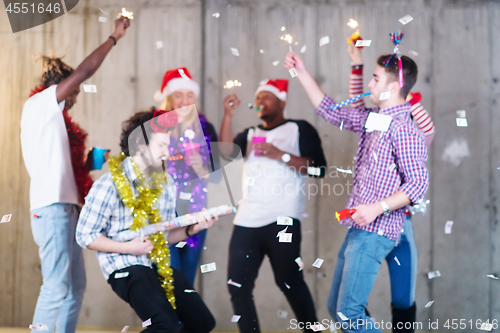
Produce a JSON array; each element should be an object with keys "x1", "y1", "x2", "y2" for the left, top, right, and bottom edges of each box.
[
  {"x1": 185, "y1": 225, "x2": 192, "y2": 238},
  {"x1": 352, "y1": 64, "x2": 364, "y2": 70},
  {"x1": 109, "y1": 36, "x2": 117, "y2": 45}
]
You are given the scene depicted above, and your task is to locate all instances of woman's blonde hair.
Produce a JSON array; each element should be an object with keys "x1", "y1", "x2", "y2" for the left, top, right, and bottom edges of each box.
[{"x1": 160, "y1": 95, "x2": 203, "y2": 137}]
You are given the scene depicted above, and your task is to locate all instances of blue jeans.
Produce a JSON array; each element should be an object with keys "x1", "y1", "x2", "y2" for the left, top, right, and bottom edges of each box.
[
  {"x1": 327, "y1": 228, "x2": 396, "y2": 333},
  {"x1": 169, "y1": 229, "x2": 207, "y2": 285},
  {"x1": 386, "y1": 215, "x2": 417, "y2": 309},
  {"x1": 30, "y1": 203, "x2": 86, "y2": 333}
]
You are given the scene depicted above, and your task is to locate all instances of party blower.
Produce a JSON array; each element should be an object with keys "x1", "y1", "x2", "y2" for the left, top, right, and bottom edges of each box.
[{"x1": 335, "y1": 208, "x2": 357, "y2": 221}]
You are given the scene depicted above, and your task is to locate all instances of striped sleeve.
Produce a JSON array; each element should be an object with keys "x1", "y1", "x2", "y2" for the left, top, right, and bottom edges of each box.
[
  {"x1": 410, "y1": 102, "x2": 435, "y2": 147},
  {"x1": 349, "y1": 66, "x2": 366, "y2": 108}
]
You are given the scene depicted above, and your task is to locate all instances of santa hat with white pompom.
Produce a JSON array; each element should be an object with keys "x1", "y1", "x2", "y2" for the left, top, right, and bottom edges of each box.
[{"x1": 154, "y1": 67, "x2": 200, "y2": 103}]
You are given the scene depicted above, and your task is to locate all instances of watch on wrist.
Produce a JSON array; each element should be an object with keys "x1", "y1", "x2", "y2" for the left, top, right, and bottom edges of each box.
[
  {"x1": 380, "y1": 200, "x2": 390, "y2": 217},
  {"x1": 281, "y1": 153, "x2": 291, "y2": 163}
]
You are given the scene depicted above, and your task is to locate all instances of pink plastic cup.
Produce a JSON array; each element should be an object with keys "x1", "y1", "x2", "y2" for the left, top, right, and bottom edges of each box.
[
  {"x1": 184, "y1": 142, "x2": 201, "y2": 166},
  {"x1": 252, "y1": 136, "x2": 266, "y2": 156}
]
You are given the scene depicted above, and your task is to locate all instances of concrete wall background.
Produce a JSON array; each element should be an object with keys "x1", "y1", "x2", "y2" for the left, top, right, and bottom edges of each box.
[{"x1": 0, "y1": 0, "x2": 499, "y2": 331}]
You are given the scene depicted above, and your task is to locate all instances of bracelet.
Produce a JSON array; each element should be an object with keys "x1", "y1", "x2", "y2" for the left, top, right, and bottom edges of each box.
[
  {"x1": 185, "y1": 225, "x2": 192, "y2": 238},
  {"x1": 352, "y1": 64, "x2": 364, "y2": 70},
  {"x1": 109, "y1": 36, "x2": 117, "y2": 45}
]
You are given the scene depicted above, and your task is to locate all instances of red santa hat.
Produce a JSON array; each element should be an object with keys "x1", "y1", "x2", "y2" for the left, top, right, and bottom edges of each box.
[
  {"x1": 255, "y1": 79, "x2": 288, "y2": 101},
  {"x1": 154, "y1": 67, "x2": 200, "y2": 103}
]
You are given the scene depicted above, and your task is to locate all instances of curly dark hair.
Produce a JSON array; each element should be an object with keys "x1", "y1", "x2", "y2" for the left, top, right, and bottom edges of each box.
[
  {"x1": 377, "y1": 54, "x2": 418, "y2": 98},
  {"x1": 120, "y1": 107, "x2": 176, "y2": 156},
  {"x1": 33, "y1": 53, "x2": 74, "y2": 86}
]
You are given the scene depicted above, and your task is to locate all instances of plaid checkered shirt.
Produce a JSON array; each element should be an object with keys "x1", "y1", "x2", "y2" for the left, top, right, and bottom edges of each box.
[
  {"x1": 316, "y1": 94, "x2": 429, "y2": 241},
  {"x1": 76, "y1": 157, "x2": 177, "y2": 280}
]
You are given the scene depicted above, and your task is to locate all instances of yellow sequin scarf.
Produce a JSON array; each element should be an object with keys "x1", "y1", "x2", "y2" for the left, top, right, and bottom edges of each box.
[{"x1": 109, "y1": 152, "x2": 176, "y2": 308}]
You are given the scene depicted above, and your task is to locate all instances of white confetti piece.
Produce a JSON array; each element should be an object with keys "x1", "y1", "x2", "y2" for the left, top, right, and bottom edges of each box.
[
  {"x1": 388, "y1": 163, "x2": 397, "y2": 171},
  {"x1": 480, "y1": 322, "x2": 494, "y2": 331},
  {"x1": 212, "y1": 12, "x2": 220, "y2": 18},
  {"x1": 142, "y1": 318, "x2": 152, "y2": 328},
  {"x1": 184, "y1": 289, "x2": 196, "y2": 293},
  {"x1": 284, "y1": 283, "x2": 291, "y2": 289},
  {"x1": 409, "y1": 50, "x2": 419, "y2": 56},
  {"x1": 300, "y1": 45, "x2": 307, "y2": 53},
  {"x1": 179, "y1": 192, "x2": 192, "y2": 200},
  {"x1": 337, "y1": 312, "x2": 348, "y2": 321},
  {"x1": 295, "y1": 257, "x2": 304, "y2": 271},
  {"x1": 260, "y1": 49, "x2": 264, "y2": 53},
  {"x1": 278, "y1": 310, "x2": 288, "y2": 318},
  {"x1": 355, "y1": 40, "x2": 372, "y2": 47},
  {"x1": 176, "y1": 241, "x2": 187, "y2": 248},
  {"x1": 200, "y1": 262, "x2": 216, "y2": 273},
  {"x1": 273, "y1": 60, "x2": 280, "y2": 66},
  {"x1": 445, "y1": 221, "x2": 454, "y2": 234},
  {"x1": 319, "y1": 36, "x2": 330, "y2": 47},
  {"x1": 244, "y1": 176, "x2": 255, "y2": 186},
  {"x1": 121, "y1": 326, "x2": 129, "y2": 332},
  {"x1": 83, "y1": 85, "x2": 97, "y2": 93},
  {"x1": 231, "y1": 315, "x2": 241, "y2": 322},
  {"x1": 277, "y1": 226, "x2": 288, "y2": 237},
  {"x1": 98, "y1": 16, "x2": 107, "y2": 22},
  {"x1": 115, "y1": 272, "x2": 129, "y2": 279},
  {"x1": 1, "y1": 214, "x2": 12, "y2": 223},
  {"x1": 231, "y1": 48, "x2": 240, "y2": 56},
  {"x1": 279, "y1": 233, "x2": 292, "y2": 243},
  {"x1": 379, "y1": 91, "x2": 391, "y2": 100},
  {"x1": 456, "y1": 118, "x2": 468, "y2": 127},
  {"x1": 29, "y1": 324, "x2": 48, "y2": 331},
  {"x1": 227, "y1": 279, "x2": 242, "y2": 288},
  {"x1": 394, "y1": 257, "x2": 401, "y2": 265},
  {"x1": 427, "y1": 270, "x2": 441, "y2": 279},
  {"x1": 312, "y1": 258, "x2": 324, "y2": 268},
  {"x1": 156, "y1": 40, "x2": 164, "y2": 49},
  {"x1": 312, "y1": 324, "x2": 327, "y2": 332},
  {"x1": 424, "y1": 300, "x2": 434, "y2": 308},
  {"x1": 487, "y1": 274, "x2": 499, "y2": 280},
  {"x1": 399, "y1": 15, "x2": 414, "y2": 25},
  {"x1": 307, "y1": 166, "x2": 321, "y2": 176},
  {"x1": 98, "y1": 7, "x2": 108, "y2": 15},
  {"x1": 289, "y1": 68, "x2": 297, "y2": 78},
  {"x1": 365, "y1": 112, "x2": 392, "y2": 132},
  {"x1": 277, "y1": 216, "x2": 293, "y2": 225},
  {"x1": 340, "y1": 120, "x2": 344, "y2": 131},
  {"x1": 336, "y1": 168, "x2": 352, "y2": 174}
]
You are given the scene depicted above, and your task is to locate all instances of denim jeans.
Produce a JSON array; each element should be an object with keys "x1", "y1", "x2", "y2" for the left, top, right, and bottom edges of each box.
[
  {"x1": 386, "y1": 215, "x2": 417, "y2": 309},
  {"x1": 30, "y1": 203, "x2": 86, "y2": 333},
  {"x1": 169, "y1": 229, "x2": 207, "y2": 286},
  {"x1": 327, "y1": 228, "x2": 396, "y2": 333}
]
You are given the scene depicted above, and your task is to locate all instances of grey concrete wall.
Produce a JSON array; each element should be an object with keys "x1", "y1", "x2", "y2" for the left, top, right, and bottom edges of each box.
[{"x1": 1, "y1": 0, "x2": 499, "y2": 331}]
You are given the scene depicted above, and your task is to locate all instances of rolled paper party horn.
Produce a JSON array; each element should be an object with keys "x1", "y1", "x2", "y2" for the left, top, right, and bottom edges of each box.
[
  {"x1": 330, "y1": 92, "x2": 371, "y2": 110},
  {"x1": 92, "y1": 147, "x2": 110, "y2": 170},
  {"x1": 335, "y1": 208, "x2": 357, "y2": 221},
  {"x1": 252, "y1": 136, "x2": 266, "y2": 156}
]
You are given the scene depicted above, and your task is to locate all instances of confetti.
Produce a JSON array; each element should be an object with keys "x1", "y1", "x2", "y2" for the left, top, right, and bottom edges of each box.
[
  {"x1": 142, "y1": 318, "x2": 152, "y2": 328},
  {"x1": 444, "y1": 221, "x2": 454, "y2": 234},
  {"x1": 120, "y1": 8, "x2": 134, "y2": 20},
  {"x1": 184, "y1": 289, "x2": 196, "y2": 293},
  {"x1": 312, "y1": 258, "x2": 324, "y2": 268},
  {"x1": 365, "y1": 112, "x2": 392, "y2": 132},
  {"x1": 312, "y1": 324, "x2": 327, "y2": 332},
  {"x1": 224, "y1": 80, "x2": 242, "y2": 89},
  {"x1": 409, "y1": 50, "x2": 419, "y2": 56},
  {"x1": 427, "y1": 270, "x2": 441, "y2": 279},
  {"x1": 156, "y1": 41, "x2": 164, "y2": 49},
  {"x1": 244, "y1": 176, "x2": 255, "y2": 186},
  {"x1": 456, "y1": 118, "x2": 468, "y2": 127},
  {"x1": 121, "y1": 326, "x2": 129, "y2": 332},
  {"x1": 279, "y1": 233, "x2": 292, "y2": 243},
  {"x1": 394, "y1": 257, "x2": 401, "y2": 265},
  {"x1": 295, "y1": 257, "x2": 304, "y2": 271},
  {"x1": 228, "y1": 279, "x2": 242, "y2": 288},
  {"x1": 231, "y1": 315, "x2": 241, "y2": 322},
  {"x1": 212, "y1": 12, "x2": 220, "y2": 18},
  {"x1": 355, "y1": 40, "x2": 372, "y2": 47},
  {"x1": 289, "y1": 68, "x2": 297, "y2": 78},
  {"x1": 277, "y1": 216, "x2": 293, "y2": 225},
  {"x1": 399, "y1": 15, "x2": 414, "y2": 25},
  {"x1": 347, "y1": 19, "x2": 358, "y2": 29},
  {"x1": 260, "y1": 49, "x2": 264, "y2": 53},
  {"x1": 300, "y1": 45, "x2": 307, "y2": 53},
  {"x1": 319, "y1": 36, "x2": 330, "y2": 47},
  {"x1": 388, "y1": 163, "x2": 397, "y2": 171},
  {"x1": 278, "y1": 310, "x2": 288, "y2": 318},
  {"x1": 273, "y1": 60, "x2": 280, "y2": 66},
  {"x1": 115, "y1": 272, "x2": 129, "y2": 279},
  {"x1": 98, "y1": 16, "x2": 107, "y2": 22},
  {"x1": 307, "y1": 167, "x2": 321, "y2": 176},
  {"x1": 336, "y1": 168, "x2": 352, "y2": 174},
  {"x1": 176, "y1": 241, "x2": 187, "y2": 248},
  {"x1": 1, "y1": 214, "x2": 12, "y2": 223},
  {"x1": 200, "y1": 262, "x2": 217, "y2": 273},
  {"x1": 179, "y1": 192, "x2": 192, "y2": 200},
  {"x1": 337, "y1": 312, "x2": 349, "y2": 321},
  {"x1": 29, "y1": 324, "x2": 48, "y2": 331},
  {"x1": 340, "y1": 120, "x2": 344, "y2": 131},
  {"x1": 98, "y1": 7, "x2": 108, "y2": 15},
  {"x1": 83, "y1": 85, "x2": 97, "y2": 93},
  {"x1": 424, "y1": 300, "x2": 434, "y2": 308},
  {"x1": 379, "y1": 91, "x2": 391, "y2": 100},
  {"x1": 231, "y1": 48, "x2": 240, "y2": 56},
  {"x1": 480, "y1": 322, "x2": 494, "y2": 331},
  {"x1": 276, "y1": 226, "x2": 288, "y2": 237},
  {"x1": 487, "y1": 274, "x2": 499, "y2": 279}
]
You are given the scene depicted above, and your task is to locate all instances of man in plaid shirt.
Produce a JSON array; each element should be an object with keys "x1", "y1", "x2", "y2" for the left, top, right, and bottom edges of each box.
[{"x1": 284, "y1": 52, "x2": 428, "y2": 332}]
